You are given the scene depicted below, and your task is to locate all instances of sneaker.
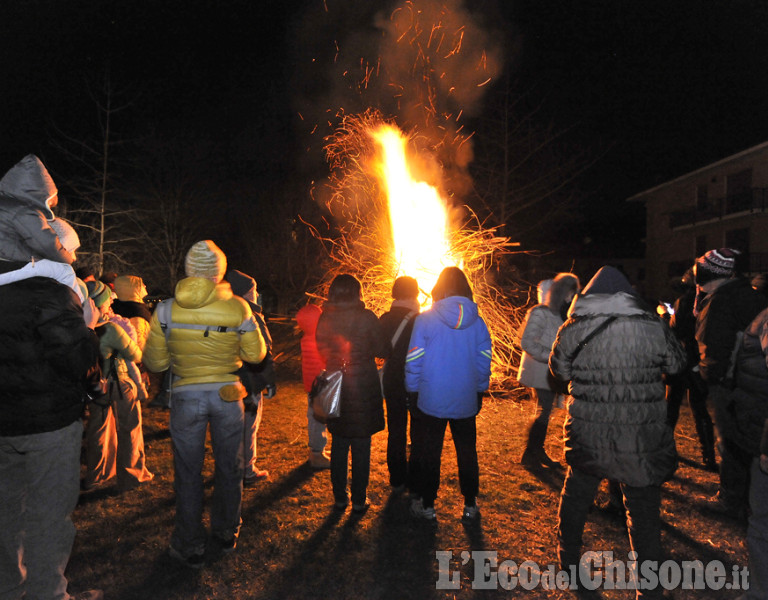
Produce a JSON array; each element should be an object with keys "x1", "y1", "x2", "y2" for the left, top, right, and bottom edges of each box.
[
  {"x1": 309, "y1": 450, "x2": 331, "y2": 470},
  {"x1": 169, "y1": 546, "x2": 205, "y2": 569},
  {"x1": 461, "y1": 504, "x2": 480, "y2": 523},
  {"x1": 410, "y1": 497, "x2": 437, "y2": 521},
  {"x1": 243, "y1": 469, "x2": 269, "y2": 487}
]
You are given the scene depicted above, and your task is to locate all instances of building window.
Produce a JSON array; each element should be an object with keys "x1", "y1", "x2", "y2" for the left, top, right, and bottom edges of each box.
[
  {"x1": 725, "y1": 228, "x2": 750, "y2": 272},
  {"x1": 696, "y1": 184, "x2": 708, "y2": 211},
  {"x1": 725, "y1": 228, "x2": 749, "y2": 254},
  {"x1": 695, "y1": 235, "x2": 707, "y2": 257},
  {"x1": 726, "y1": 169, "x2": 753, "y2": 213}
]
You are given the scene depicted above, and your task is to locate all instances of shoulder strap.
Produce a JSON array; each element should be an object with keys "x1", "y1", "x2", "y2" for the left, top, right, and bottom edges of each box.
[
  {"x1": 571, "y1": 316, "x2": 617, "y2": 362},
  {"x1": 156, "y1": 298, "x2": 237, "y2": 341},
  {"x1": 391, "y1": 311, "x2": 416, "y2": 348}
]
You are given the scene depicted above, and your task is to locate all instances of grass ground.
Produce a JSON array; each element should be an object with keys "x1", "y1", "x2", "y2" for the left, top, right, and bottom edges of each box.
[{"x1": 68, "y1": 340, "x2": 750, "y2": 600}]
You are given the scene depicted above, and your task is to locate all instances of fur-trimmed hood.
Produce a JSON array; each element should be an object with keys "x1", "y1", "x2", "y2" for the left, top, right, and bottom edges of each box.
[{"x1": 544, "y1": 273, "x2": 580, "y2": 316}]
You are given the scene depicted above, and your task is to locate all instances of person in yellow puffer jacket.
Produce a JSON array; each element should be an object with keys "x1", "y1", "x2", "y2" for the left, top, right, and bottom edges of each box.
[{"x1": 143, "y1": 240, "x2": 266, "y2": 569}]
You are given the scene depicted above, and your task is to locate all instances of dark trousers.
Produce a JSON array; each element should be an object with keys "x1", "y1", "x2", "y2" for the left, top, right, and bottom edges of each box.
[
  {"x1": 385, "y1": 392, "x2": 419, "y2": 490},
  {"x1": 558, "y1": 467, "x2": 663, "y2": 599},
  {"x1": 330, "y1": 435, "x2": 371, "y2": 506},
  {"x1": 709, "y1": 384, "x2": 752, "y2": 510},
  {"x1": 666, "y1": 371, "x2": 715, "y2": 464},
  {"x1": 524, "y1": 388, "x2": 556, "y2": 454},
  {"x1": 411, "y1": 406, "x2": 479, "y2": 509}
]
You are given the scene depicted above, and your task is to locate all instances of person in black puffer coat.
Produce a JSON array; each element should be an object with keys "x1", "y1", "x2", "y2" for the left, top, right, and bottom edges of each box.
[
  {"x1": 728, "y1": 306, "x2": 768, "y2": 600},
  {"x1": 550, "y1": 266, "x2": 685, "y2": 599},
  {"x1": 316, "y1": 274, "x2": 389, "y2": 513},
  {"x1": 693, "y1": 248, "x2": 768, "y2": 518},
  {"x1": 0, "y1": 272, "x2": 102, "y2": 600}
]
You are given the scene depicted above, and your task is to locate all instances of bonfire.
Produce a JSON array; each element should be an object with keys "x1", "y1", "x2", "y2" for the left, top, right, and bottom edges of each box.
[{"x1": 307, "y1": 110, "x2": 523, "y2": 395}]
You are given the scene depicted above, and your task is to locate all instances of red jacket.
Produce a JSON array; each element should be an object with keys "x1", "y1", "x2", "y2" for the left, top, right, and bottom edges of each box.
[{"x1": 296, "y1": 304, "x2": 325, "y2": 392}]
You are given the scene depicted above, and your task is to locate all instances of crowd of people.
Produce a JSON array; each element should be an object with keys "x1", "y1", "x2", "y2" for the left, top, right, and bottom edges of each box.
[{"x1": 0, "y1": 154, "x2": 766, "y2": 600}]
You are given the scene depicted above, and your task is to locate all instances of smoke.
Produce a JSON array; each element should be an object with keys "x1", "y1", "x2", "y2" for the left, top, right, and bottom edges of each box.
[{"x1": 291, "y1": 0, "x2": 507, "y2": 200}]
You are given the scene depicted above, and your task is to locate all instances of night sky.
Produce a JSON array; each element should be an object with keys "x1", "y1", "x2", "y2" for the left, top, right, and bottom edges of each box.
[{"x1": 3, "y1": 0, "x2": 768, "y2": 257}]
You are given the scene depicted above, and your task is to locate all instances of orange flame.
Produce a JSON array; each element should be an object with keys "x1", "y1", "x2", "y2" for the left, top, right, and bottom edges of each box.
[{"x1": 371, "y1": 124, "x2": 457, "y2": 304}]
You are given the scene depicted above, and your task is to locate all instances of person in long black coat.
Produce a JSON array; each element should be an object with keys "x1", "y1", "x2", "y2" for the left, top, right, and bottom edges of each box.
[{"x1": 316, "y1": 274, "x2": 389, "y2": 513}]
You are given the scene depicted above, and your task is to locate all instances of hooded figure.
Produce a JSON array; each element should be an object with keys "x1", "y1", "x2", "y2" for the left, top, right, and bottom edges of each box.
[
  {"x1": 549, "y1": 265, "x2": 686, "y2": 596},
  {"x1": 112, "y1": 275, "x2": 152, "y2": 349},
  {"x1": 404, "y1": 267, "x2": 492, "y2": 522},
  {"x1": 142, "y1": 240, "x2": 266, "y2": 566},
  {"x1": 0, "y1": 155, "x2": 74, "y2": 264},
  {"x1": 516, "y1": 273, "x2": 580, "y2": 470},
  {"x1": 226, "y1": 268, "x2": 275, "y2": 484},
  {"x1": 296, "y1": 302, "x2": 330, "y2": 469}
]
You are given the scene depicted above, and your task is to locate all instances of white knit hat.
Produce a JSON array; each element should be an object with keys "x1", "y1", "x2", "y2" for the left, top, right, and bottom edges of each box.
[
  {"x1": 49, "y1": 218, "x2": 80, "y2": 252},
  {"x1": 184, "y1": 240, "x2": 227, "y2": 283}
]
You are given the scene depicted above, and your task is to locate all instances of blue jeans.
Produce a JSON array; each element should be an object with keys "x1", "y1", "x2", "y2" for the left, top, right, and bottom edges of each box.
[
  {"x1": 243, "y1": 394, "x2": 263, "y2": 478},
  {"x1": 746, "y1": 457, "x2": 768, "y2": 599},
  {"x1": 0, "y1": 420, "x2": 82, "y2": 600},
  {"x1": 169, "y1": 389, "x2": 244, "y2": 556}
]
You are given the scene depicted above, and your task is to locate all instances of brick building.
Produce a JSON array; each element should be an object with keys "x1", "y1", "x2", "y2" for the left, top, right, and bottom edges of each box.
[{"x1": 629, "y1": 141, "x2": 768, "y2": 301}]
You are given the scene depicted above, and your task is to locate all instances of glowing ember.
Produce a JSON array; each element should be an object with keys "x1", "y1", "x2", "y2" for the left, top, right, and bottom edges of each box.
[{"x1": 371, "y1": 124, "x2": 457, "y2": 303}]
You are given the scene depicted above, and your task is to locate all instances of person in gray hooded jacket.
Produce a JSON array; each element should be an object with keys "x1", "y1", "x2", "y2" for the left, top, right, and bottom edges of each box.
[
  {"x1": 549, "y1": 266, "x2": 685, "y2": 599},
  {"x1": 517, "y1": 272, "x2": 580, "y2": 470},
  {"x1": 0, "y1": 154, "x2": 74, "y2": 264}
]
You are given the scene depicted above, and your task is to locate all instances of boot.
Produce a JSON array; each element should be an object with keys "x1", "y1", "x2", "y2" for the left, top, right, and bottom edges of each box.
[{"x1": 309, "y1": 450, "x2": 331, "y2": 470}]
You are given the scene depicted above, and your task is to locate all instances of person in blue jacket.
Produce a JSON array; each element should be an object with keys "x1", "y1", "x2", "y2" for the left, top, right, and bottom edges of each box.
[{"x1": 405, "y1": 267, "x2": 492, "y2": 522}]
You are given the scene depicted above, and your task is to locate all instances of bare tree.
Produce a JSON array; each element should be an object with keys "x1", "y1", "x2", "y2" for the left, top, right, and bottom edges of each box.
[
  {"x1": 469, "y1": 73, "x2": 607, "y2": 247},
  {"x1": 50, "y1": 74, "x2": 138, "y2": 277},
  {"x1": 121, "y1": 135, "x2": 213, "y2": 296}
]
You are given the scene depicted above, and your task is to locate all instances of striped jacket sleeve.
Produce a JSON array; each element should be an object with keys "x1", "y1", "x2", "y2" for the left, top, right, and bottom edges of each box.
[
  {"x1": 476, "y1": 319, "x2": 493, "y2": 392},
  {"x1": 404, "y1": 316, "x2": 426, "y2": 393}
]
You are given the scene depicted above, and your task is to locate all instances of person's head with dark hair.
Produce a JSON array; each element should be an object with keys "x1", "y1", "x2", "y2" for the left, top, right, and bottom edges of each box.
[
  {"x1": 327, "y1": 273, "x2": 362, "y2": 304},
  {"x1": 75, "y1": 266, "x2": 96, "y2": 282},
  {"x1": 431, "y1": 266, "x2": 473, "y2": 302},
  {"x1": 392, "y1": 276, "x2": 419, "y2": 301},
  {"x1": 100, "y1": 271, "x2": 118, "y2": 290}
]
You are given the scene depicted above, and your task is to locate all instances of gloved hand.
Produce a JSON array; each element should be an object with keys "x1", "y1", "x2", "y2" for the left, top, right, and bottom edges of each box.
[{"x1": 264, "y1": 384, "x2": 277, "y2": 399}]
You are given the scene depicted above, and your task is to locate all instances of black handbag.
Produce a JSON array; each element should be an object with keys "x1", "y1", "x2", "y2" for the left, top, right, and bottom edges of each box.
[{"x1": 310, "y1": 369, "x2": 343, "y2": 424}]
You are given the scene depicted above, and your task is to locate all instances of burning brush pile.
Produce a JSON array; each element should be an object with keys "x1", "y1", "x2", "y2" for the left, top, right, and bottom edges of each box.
[{"x1": 307, "y1": 110, "x2": 525, "y2": 395}]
